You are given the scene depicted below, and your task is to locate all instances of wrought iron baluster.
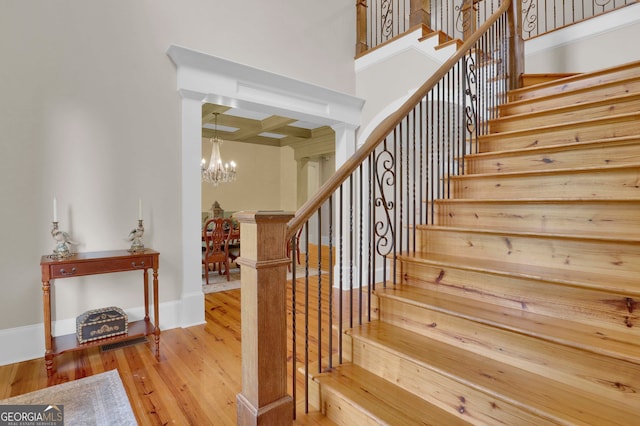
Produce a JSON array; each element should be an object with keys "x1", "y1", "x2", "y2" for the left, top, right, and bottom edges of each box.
[
  {"x1": 381, "y1": 0, "x2": 394, "y2": 41},
  {"x1": 317, "y1": 208, "x2": 322, "y2": 373},
  {"x1": 291, "y1": 231, "x2": 297, "y2": 420},
  {"x1": 393, "y1": 128, "x2": 398, "y2": 285},
  {"x1": 328, "y1": 196, "x2": 333, "y2": 370},
  {"x1": 359, "y1": 164, "x2": 363, "y2": 324},
  {"x1": 349, "y1": 176, "x2": 354, "y2": 325},
  {"x1": 338, "y1": 185, "x2": 343, "y2": 364},
  {"x1": 374, "y1": 137, "x2": 395, "y2": 288},
  {"x1": 368, "y1": 154, "x2": 374, "y2": 320},
  {"x1": 412, "y1": 107, "x2": 417, "y2": 253},
  {"x1": 304, "y1": 223, "x2": 309, "y2": 413}
]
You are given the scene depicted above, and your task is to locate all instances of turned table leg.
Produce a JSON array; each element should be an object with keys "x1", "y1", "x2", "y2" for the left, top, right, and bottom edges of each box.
[
  {"x1": 42, "y1": 279, "x2": 54, "y2": 377},
  {"x1": 153, "y1": 266, "x2": 160, "y2": 360}
]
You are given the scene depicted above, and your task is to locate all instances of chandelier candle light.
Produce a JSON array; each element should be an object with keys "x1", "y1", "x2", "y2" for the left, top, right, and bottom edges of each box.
[{"x1": 202, "y1": 113, "x2": 237, "y2": 186}]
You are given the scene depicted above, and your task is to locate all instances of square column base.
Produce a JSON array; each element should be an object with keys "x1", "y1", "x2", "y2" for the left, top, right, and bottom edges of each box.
[{"x1": 237, "y1": 393, "x2": 293, "y2": 426}]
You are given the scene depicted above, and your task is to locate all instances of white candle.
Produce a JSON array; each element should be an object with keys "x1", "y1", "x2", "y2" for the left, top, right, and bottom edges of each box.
[
  {"x1": 138, "y1": 198, "x2": 143, "y2": 221},
  {"x1": 53, "y1": 197, "x2": 58, "y2": 222}
]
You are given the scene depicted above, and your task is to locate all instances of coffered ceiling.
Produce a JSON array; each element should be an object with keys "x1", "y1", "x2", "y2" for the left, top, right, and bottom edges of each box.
[{"x1": 202, "y1": 103, "x2": 335, "y2": 148}]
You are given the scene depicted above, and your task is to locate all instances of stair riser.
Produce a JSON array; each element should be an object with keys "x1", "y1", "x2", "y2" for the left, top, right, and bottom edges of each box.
[
  {"x1": 453, "y1": 167, "x2": 640, "y2": 200},
  {"x1": 399, "y1": 260, "x2": 640, "y2": 334},
  {"x1": 521, "y1": 74, "x2": 577, "y2": 87},
  {"x1": 504, "y1": 79, "x2": 640, "y2": 117},
  {"x1": 478, "y1": 114, "x2": 640, "y2": 152},
  {"x1": 320, "y1": 391, "x2": 388, "y2": 426},
  {"x1": 435, "y1": 200, "x2": 640, "y2": 238},
  {"x1": 467, "y1": 140, "x2": 640, "y2": 174},
  {"x1": 378, "y1": 296, "x2": 640, "y2": 404},
  {"x1": 418, "y1": 229, "x2": 640, "y2": 280},
  {"x1": 492, "y1": 96, "x2": 640, "y2": 133},
  {"x1": 350, "y1": 338, "x2": 550, "y2": 425},
  {"x1": 508, "y1": 65, "x2": 640, "y2": 101}
]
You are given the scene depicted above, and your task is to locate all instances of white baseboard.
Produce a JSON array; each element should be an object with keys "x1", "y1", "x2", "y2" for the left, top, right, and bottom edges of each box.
[
  {"x1": 0, "y1": 323, "x2": 44, "y2": 366},
  {"x1": 0, "y1": 298, "x2": 188, "y2": 367},
  {"x1": 178, "y1": 290, "x2": 206, "y2": 328}
]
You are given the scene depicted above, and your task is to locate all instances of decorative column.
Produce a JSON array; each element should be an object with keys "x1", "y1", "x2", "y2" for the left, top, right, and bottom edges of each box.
[
  {"x1": 178, "y1": 90, "x2": 206, "y2": 328},
  {"x1": 235, "y1": 211, "x2": 295, "y2": 426},
  {"x1": 507, "y1": 0, "x2": 524, "y2": 90}
]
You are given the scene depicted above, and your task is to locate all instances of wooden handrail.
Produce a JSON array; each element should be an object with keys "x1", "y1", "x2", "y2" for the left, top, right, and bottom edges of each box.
[{"x1": 287, "y1": 0, "x2": 513, "y2": 239}]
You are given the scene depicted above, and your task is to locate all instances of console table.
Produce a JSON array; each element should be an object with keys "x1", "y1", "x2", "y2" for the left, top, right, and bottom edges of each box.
[{"x1": 40, "y1": 249, "x2": 160, "y2": 376}]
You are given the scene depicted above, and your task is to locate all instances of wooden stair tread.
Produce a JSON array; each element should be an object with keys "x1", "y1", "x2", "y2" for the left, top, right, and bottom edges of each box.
[
  {"x1": 414, "y1": 224, "x2": 640, "y2": 244},
  {"x1": 467, "y1": 135, "x2": 640, "y2": 159},
  {"x1": 316, "y1": 363, "x2": 471, "y2": 426},
  {"x1": 348, "y1": 321, "x2": 637, "y2": 425},
  {"x1": 508, "y1": 60, "x2": 640, "y2": 100},
  {"x1": 479, "y1": 110, "x2": 640, "y2": 140},
  {"x1": 500, "y1": 76, "x2": 640, "y2": 119},
  {"x1": 521, "y1": 73, "x2": 579, "y2": 87},
  {"x1": 396, "y1": 251, "x2": 640, "y2": 297},
  {"x1": 376, "y1": 285, "x2": 640, "y2": 363},
  {"x1": 433, "y1": 198, "x2": 640, "y2": 238},
  {"x1": 494, "y1": 92, "x2": 640, "y2": 126},
  {"x1": 452, "y1": 161, "x2": 640, "y2": 180},
  {"x1": 435, "y1": 197, "x2": 640, "y2": 204}
]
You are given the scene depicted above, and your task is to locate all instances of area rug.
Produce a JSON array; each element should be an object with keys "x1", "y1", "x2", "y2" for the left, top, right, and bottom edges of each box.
[
  {"x1": 0, "y1": 369, "x2": 136, "y2": 425},
  {"x1": 202, "y1": 264, "x2": 324, "y2": 294},
  {"x1": 202, "y1": 266, "x2": 242, "y2": 294}
]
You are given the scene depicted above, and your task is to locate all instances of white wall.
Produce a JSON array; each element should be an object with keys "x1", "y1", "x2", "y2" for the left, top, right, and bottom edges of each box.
[
  {"x1": 280, "y1": 147, "x2": 298, "y2": 212},
  {"x1": 0, "y1": 0, "x2": 356, "y2": 364},
  {"x1": 356, "y1": 30, "x2": 447, "y2": 133},
  {"x1": 525, "y1": 3, "x2": 640, "y2": 73},
  {"x1": 201, "y1": 141, "x2": 295, "y2": 214}
]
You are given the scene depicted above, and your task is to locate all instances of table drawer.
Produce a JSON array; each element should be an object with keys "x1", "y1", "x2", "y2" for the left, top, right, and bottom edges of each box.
[{"x1": 49, "y1": 256, "x2": 153, "y2": 278}]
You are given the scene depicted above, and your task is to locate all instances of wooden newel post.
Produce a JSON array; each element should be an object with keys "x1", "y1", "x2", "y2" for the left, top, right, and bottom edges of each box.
[
  {"x1": 235, "y1": 211, "x2": 295, "y2": 426},
  {"x1": 410, "y1": 0, "x2": 431, "y2": 28},
  {"x1": 356, "y1": 0, "x2": 368, "y2": 55},
  {"x1": 507, "y1": 0, "x2": 524, "y2": 90}
]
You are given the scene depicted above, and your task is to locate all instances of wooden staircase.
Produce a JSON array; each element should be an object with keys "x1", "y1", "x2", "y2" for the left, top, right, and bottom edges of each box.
[{"x1": 310, "y1": 60, "x2": 640, "y2": 425}]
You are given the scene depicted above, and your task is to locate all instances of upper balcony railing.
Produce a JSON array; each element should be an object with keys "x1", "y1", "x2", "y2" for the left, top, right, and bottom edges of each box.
[
  {"x1": 521, "y1": 0, "x2": 636, "y2": 38},
  {"x1": 357, "y1": 0, "x2": 636, "y2": 55}
]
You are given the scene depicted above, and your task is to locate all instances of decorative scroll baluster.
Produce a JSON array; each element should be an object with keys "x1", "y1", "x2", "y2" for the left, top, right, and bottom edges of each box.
[
  {"x1": 381, "y1": 0, "x2": 394, "y2": 40},
  {"x1": 374, "y1": 138, "x2": 396, "y2": 288}
]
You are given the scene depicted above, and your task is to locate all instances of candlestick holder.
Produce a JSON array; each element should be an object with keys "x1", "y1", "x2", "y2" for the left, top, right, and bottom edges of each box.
[
  {"x1": 127, "y1": 219, "x2": 145, "y2": 252},
  {"x1": 51, "y1": 221, "x2": 76, "y2": 259}
]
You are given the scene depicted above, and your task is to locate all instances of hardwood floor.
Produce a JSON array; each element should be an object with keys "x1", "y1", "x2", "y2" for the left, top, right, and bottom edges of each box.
[{"x1": 0, "y1": 277, "x2": 336, "y2": 425}]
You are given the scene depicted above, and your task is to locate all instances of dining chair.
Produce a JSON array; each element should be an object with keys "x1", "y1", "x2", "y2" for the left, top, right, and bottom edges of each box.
[
  {"x1": 202, "y1": 218, "x2": 234, "y2": 284},
  {"x1": 227, "y1": 225, "x2": 241, "y2": 264}
]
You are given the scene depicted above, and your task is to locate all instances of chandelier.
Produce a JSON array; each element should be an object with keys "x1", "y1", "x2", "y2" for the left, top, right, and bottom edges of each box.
[{"x1": 201, "y1": 113, "x2": 237, "y2": 186}]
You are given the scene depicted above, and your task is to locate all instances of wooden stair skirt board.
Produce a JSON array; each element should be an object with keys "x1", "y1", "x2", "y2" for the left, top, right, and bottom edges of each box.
[{"x1": 311, "y1": 60, "x2": 640, "y2": 425}]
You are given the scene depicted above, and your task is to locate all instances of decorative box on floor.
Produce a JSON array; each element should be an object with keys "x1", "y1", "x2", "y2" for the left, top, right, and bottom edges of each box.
[{"x1": 76, "y1": 306, "x2": 128, "y2": 344}]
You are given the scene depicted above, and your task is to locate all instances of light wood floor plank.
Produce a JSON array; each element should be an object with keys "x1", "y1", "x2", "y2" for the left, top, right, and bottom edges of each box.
[{"x1": 0, "y1": 278, "x2": 336, "y2": 425}]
